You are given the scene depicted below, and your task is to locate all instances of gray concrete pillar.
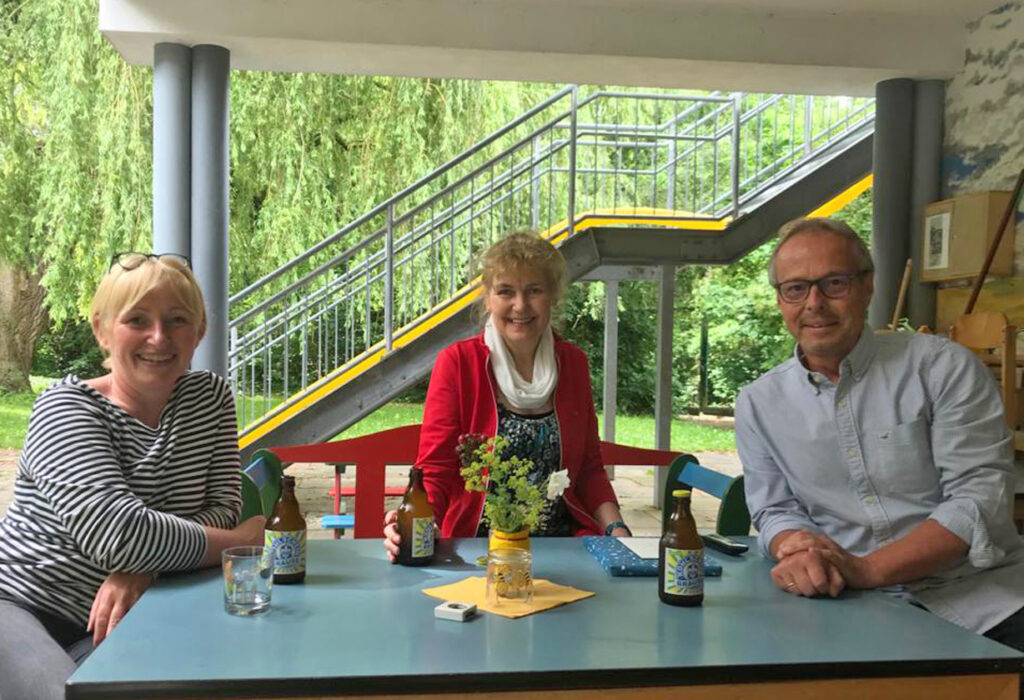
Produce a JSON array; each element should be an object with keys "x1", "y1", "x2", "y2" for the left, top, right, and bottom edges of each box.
[
  {"x1": 907, "y1": 80, "x2": 943, "y2": 330},
  {"x1": 153, "y1": 43, "x2": 191, "y2": 257},
  {"x1": 602, "y1": 280, "x2": 619, "y2": 479},
  {"x1": 869, "y1": 79, "x2": 914, "y2": 329},
  {"x1": 190, "y1": 45, "x2": 231, "y2": 378},
  {"x1": 654, "y1": 265, "x2": 675, "y2": 508}
]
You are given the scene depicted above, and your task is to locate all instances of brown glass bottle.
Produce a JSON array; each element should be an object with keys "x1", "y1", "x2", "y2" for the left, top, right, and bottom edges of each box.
[
  {"x1": 397, "y1": 468, "x2": 435, "y2": 566},
  {"x1": 264, "y1": 474, "x2": 307, "y2": 584},
  {"x1": 658, "y1": 488, "x2": 704, "y2": 606}
]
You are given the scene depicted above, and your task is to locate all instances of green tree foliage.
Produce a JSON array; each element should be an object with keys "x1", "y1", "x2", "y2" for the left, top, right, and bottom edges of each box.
[
  {"x1": 4, "y1": 0, "x2": 873, "y2": 416},
  {"x1": 564, "y1": 189, "x2": 873, "y2": 414},
  {"x1": 1, "y1": 0, "x2": 151, "y2": 390},
  {"x1": 31, "y1": 316, "x2": 104, "y2": 378},
  {"x1": 2, "y1": 0, "x2": 153, "y2": 317},
  {"x1": 228, "y1": 75, "x2": 552, "y2": 294},
  {"x1": 4, "y1": 0, "x2": 554, "y2": 387},
  {"x1": 691, "y1": 190, "x2": 873, "y2": 408}
]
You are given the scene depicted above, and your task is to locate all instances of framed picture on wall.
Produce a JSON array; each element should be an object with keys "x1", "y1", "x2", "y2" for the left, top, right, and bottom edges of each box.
[
  {"x1": 923, "y1": 203, "x2": 953, "y2": 271},
  {"x1": 920, "y1": 192, "x2": 1014, "y2": 283}
]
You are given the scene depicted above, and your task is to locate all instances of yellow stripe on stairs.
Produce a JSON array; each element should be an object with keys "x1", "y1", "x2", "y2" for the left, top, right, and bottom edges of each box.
[{"x1": 238, "y1": 181, "x2": 871, "y2": 448}]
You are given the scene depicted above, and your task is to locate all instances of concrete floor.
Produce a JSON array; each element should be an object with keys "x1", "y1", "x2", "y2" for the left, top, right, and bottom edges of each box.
[{"x1": 0, "y1": 448, "x2": 743, "y2": 539}]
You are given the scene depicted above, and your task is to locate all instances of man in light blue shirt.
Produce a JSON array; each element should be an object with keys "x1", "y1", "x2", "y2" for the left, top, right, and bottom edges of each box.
[{"x1": 736, "y1": 217, "x2": 1024, "y2": 650}]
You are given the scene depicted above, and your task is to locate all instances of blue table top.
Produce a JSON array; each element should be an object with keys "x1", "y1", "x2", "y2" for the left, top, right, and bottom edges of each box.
[{"x1": 68, "y1": 537, "x2": 1023, "y2": 698}]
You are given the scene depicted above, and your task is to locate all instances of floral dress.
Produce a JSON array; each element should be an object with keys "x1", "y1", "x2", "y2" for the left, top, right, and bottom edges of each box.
[{"x1": 476, "y1": 405, "x2": 574, "y2": 537}]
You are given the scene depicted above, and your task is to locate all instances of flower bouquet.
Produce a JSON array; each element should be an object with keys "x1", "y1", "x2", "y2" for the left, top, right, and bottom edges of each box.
[{"x1": 457, "y1": 433, "x2": 569, "y2": 538}]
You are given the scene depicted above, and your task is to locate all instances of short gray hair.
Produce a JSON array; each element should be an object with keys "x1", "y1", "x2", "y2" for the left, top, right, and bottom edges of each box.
[{"x1": 767, "y1": 217, "x2": 874, "y2": 286}]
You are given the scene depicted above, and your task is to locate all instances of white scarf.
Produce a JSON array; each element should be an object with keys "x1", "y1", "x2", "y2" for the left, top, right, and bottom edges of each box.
[{"x1": 484, "y1": 315, "x2": 558, "y2": 410}]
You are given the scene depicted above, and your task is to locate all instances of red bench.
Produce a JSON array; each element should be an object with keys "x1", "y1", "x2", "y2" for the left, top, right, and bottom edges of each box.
[{"x1": 268, "y1": 424, "x2": 686, "y2": 539}]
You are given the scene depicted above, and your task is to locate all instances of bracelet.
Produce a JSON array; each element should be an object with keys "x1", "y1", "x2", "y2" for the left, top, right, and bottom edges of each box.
[{"x1": 604, "y1": 520, "x2": 631, "y2": 536}]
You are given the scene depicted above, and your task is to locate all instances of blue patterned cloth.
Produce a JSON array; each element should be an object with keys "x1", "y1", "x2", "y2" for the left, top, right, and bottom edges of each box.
[
  {"x1": 583, "y1": 537, "x2": 722, "y2": 577},
  {"x1": 476, "y1": 405, "x2": 574, "y2": 537}
]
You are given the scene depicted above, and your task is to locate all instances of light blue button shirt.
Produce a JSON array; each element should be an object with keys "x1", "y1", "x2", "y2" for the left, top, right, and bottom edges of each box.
[{"x1": 736, "y1": 328, "x2": 1024, "y2": 634}]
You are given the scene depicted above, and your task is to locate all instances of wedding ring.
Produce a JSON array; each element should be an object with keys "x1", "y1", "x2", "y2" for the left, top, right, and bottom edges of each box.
[{"x1": 786, "y1": 581, "x2": 797, "y2": 589}]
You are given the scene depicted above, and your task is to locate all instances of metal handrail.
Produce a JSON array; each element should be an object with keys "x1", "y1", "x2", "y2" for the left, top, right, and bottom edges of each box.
[
  {"x1": 229, "y1": 85, "x2": 576, "y2": 305},
  {"x1": 228, "y1": 85, "x2": 875, "y2": 431}
]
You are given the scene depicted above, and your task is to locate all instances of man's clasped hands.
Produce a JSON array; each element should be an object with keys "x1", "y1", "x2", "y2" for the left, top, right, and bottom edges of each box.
[{"x1": 770, "y1": 529, "x2": 882, "y2": 598}]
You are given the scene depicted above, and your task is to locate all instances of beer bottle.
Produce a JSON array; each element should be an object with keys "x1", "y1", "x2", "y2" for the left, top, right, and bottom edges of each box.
[
  {"x1": 658, "y1": 488, "x2": 704, "y2": 606},
  {"x1": 397, "y1": 468, "x2": 435, "y2": 566},
  {"x1": 265, "y1": 474, "x2": 307, "y2": 584}
]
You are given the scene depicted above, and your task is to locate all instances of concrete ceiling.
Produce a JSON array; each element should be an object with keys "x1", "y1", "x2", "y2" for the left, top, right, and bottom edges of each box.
[{"x1": 99, "y1": 0, "x2": 1002, "y2": 95}]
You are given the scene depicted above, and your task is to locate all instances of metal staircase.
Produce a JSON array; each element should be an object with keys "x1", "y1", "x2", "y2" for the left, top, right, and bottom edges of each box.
[{"x1": 230, "y1": 86, "x2": 874, "y2": 460}]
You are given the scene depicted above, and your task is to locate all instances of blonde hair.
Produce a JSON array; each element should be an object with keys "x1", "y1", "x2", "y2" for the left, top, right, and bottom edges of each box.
[
  {"x1": 91, "y1": 257, "x2": 207, "y2": 367},
  {"x1": 475, "y1": 230, "x2": 568, "y2": 320}
]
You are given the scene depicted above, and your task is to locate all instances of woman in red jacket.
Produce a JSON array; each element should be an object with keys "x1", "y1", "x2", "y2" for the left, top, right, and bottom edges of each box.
[{"x1": 383, "y1": 232, "x2": 630, "y2": 560}]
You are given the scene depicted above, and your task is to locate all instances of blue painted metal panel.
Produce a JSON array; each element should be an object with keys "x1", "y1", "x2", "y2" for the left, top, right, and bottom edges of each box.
[{"x1": 677, "y1": 461, "x2": 733, "y2": 499}]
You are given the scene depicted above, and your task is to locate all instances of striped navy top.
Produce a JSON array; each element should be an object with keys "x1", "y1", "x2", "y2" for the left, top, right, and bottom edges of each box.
[{"x1": 0, "y1": 371, "x2": 241, "y2": 627}]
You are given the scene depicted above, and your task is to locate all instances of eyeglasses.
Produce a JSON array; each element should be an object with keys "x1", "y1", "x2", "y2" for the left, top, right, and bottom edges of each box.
[
  {"x1": 109, "y1": 252, "x2": 191, "y2": 271},
  {"x1": 774, "y1": 272, "x2": 867, "y2": 303}
]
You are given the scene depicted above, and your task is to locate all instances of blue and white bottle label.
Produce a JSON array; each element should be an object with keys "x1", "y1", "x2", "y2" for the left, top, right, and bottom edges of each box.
[
  {"x1": 412, "y1": 517, "x2": 435, "y2": 558},
  {"x1": 663, "y1": 547, "x2": 704, "y2": 596},
  {"x1": 266, "y1": 530, "x2": 307, "y2": 575}
]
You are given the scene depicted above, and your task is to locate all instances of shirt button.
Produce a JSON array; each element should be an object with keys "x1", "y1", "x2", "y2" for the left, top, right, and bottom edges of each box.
[
  {"x1": 846, "y1": 448, "x2": 857, "y2": 458},
  {"x1": 864, "y1": 495, "x2": 878, "y2": 505},
  {"x1": 837, "y1": 400, "x2": 847, "y2": 408}
]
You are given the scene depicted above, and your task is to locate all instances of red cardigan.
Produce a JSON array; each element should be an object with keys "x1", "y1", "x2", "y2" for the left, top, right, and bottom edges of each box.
[{"x1": 417, "y1": 332, "x2": 618, "y2": 538}]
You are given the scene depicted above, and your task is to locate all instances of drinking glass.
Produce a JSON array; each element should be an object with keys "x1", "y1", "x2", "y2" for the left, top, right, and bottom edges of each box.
[
  {"x1": 223, "y1": 546, "x2": 274, "y2": 616},
  {"x1": 486, "y1": 548, "x2": 533, "y2": 605}
]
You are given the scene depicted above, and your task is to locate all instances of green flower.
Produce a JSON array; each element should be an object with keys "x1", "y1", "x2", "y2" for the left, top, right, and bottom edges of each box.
[{"x1": 459, "y1": 435, "x2": 556, "y2": 533}]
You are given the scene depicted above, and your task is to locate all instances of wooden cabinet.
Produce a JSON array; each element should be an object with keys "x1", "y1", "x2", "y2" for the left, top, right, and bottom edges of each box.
[{"x1": 920, "y1": 191, "x2": 1015, "y2": 283}]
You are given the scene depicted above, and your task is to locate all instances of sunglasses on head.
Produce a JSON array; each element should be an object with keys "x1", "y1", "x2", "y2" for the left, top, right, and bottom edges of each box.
[{"x1": 109, "y1": 252, "x2": 191, "y2": 271}]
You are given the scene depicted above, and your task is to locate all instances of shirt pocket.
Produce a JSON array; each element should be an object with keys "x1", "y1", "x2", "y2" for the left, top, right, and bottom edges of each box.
[{"x1": 866, "y1": 417, "x2": 939, "y2": 496}]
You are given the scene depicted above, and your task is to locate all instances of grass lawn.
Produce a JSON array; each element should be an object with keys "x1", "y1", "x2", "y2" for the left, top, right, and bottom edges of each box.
[
  {"x1": 2, "y1": 383, "x2": 735, "y2": 453},
  {"x1": 0, "y1": 378, "x2": 56, "y2": 449},
  {"x1": 603, "y1": 412, "x2": 735, "y2": 452},
  {"x1": 335, "y1": 402, "x2": 735, "y2": 452}
]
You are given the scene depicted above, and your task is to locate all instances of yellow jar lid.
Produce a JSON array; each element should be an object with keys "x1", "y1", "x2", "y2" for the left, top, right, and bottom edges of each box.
[{"x1": 671, "y1": 489, "x2": 692, "y2": 498}]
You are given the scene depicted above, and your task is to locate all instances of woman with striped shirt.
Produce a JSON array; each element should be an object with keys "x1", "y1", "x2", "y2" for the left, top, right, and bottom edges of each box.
[{"x1": 0, "y1": 254, "x2": 266, "y2": 700}]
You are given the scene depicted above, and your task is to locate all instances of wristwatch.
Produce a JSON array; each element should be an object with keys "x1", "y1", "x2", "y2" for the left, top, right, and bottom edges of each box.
[{"x1": 604, "y1": 520, "x2": 632, "y2": 536}]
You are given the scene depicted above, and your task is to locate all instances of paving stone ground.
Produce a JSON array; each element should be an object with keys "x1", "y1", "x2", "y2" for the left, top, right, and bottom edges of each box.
[{"x1": 0, "y1": 447, "x2": 742, "y2": 539}]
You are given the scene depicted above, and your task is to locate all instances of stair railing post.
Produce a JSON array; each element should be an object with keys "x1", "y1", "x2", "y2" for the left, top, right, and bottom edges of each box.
[
  {"x1": 568, "y1": 86, "x2": 578, "y2": 237},
  {"x1": 731, "y1": 93, "x2": 741, "y2": 220},
  {"x1": 531, "y1": 135, "x2": 541, "y2": 230},
  {"x1": 282, "y1": 315, "x2": 289, "y2": 397},
  {"x1": 301, "y1": 303, "x2": 308, "y2": 389},
  {"x1": 229, "y1": 326, "x2": 238, "y2": 391},
  {"x1": 385, "y1": 203, "x2": 394, "y2": 352},
  {"x1": 699, "y1": 313, "x2": 709, "y2": 413},
  {"x1": 666, "y1": 117, "x2": 677, "y2": 210},
  {"x1": 804, "y1": 96, "x2": 813, "y2": 156}
]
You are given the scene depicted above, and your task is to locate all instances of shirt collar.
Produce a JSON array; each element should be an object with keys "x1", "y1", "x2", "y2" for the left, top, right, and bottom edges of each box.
[
  {"x1": 843, "y1": 326, "x2": 877, "y2": 380},
  {"x1": 795, "y1": 325, "x2": 876, "y2": 389}
]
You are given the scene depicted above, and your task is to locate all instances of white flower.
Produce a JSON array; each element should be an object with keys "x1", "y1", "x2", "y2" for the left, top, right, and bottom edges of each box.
[{"x1": 546, "y1": 469, "x2": 570, "y2": 500}]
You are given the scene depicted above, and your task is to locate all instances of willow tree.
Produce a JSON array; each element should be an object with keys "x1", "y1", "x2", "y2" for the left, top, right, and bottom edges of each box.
[
  {"x1": 228, "y1": 74, "x2": 553, "y2": 294},
  {"x1": 0, "y1": 0, "x2": 151, "y2": 392},
  {"x1": 1, "y1": 0, "x2": 553, "y2": 391}
]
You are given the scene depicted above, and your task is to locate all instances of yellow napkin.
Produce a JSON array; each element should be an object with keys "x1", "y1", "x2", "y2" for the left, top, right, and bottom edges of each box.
[{"x1": 423, "y1": 576, "x2": 594, "y2": 618}]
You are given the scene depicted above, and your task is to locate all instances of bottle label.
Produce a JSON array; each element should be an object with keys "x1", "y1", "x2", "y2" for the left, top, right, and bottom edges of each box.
[
  {"x1": 265, "y1": 530, "x2": 307, "y2": 574},
  {"x1": 663, "y1": 547, "x2": 704, "y2": 596},
  {"x1": 411, "y1": 517, "x2": 435, "y2": 558}
]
